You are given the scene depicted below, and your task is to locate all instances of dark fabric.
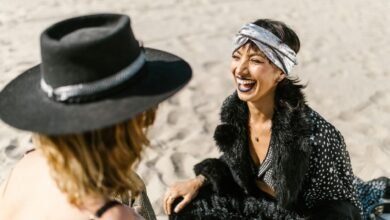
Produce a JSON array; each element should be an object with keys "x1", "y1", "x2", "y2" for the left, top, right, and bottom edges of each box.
[
  {"x1": 169, "y1": 189, "x2": 364, "y2": 220},
  {"x1": 301, "y1": 110, "x2": 361, "y2": 210},
  {"x1": 211, "y1": 91, "x2": 313, "y2": 207},
  {"x1": 194, "y1": 157, "x2": 238, "y2": 194},
  {"x1": 95, "y1": 200, "x2": 121, "y2": 218},
  {"x1": 24, "y1": 148, "x2": 36, "y2": 155},
  {"x1": 310, "y1": 200, "x2": 362, "y2": 220},
  {"x1": 189, "y1": 87, "x2": 362, "y2": 219},
  {"x1": 40, "y1": 14, "x2": 140, "y2": 89},
  {"x1": 354, "y1": 177, "x2": 389, "y2": 219},
  {"x1": 169, "y1": 186, "x2": 302, "y2": 220},
  {"x1": 254, "y1": 139, "x2": 275, "y2": 189}
]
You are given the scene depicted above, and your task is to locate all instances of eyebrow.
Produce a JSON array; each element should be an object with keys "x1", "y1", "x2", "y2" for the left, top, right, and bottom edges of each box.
[
  {"x1": 233, "y1": 48, "x2": 267, "y2": 58},
  {"x1": 248, "y1": 51, "x2": 266, "y2": 58}
]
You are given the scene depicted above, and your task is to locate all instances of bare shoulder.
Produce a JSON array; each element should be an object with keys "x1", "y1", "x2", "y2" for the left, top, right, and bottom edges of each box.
[
  {"x1": 12, "y1": 149, "x2": 45, "y2": 174},
  {"x1": 14, "y1": 149, "x2": 40, "y2": 165},
  {"x1": 100, "y1": 205, "x2": 144, "y2": 220}
]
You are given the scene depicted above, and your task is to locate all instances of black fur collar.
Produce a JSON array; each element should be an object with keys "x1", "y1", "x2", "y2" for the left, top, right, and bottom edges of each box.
[{"x1": 213, "y1": 85, "x2": 313, "y2": 208}]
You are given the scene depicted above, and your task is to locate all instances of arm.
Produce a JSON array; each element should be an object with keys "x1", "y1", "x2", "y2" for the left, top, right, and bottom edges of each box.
[
  {"x1": 163, "y1": 175, "x2": 206, "y2": 215},
  {"x1": 193, "y1": 154, "x2": 237, "y2": 194},
  {"x1": 164, "y1": 154, "x2": 236, "y2": 215},
  {"x1": 304, "y1": 127, "x2": 362, "y2": 220}
]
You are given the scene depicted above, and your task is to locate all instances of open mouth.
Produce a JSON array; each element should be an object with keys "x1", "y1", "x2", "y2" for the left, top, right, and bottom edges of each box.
[{"x1": 236, "y1": 77, "x2": 256, "y2": 92}]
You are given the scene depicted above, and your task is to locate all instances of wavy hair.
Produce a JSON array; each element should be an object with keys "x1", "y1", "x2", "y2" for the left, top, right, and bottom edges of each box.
[{"x1": 32, "y1": 107, "x2": 157, "y2": 206}]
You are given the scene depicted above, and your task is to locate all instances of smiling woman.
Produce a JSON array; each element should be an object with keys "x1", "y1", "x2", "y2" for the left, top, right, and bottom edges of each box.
[
  {"x1": 164, "y1": 18, "x2": 390, "y2": 220},
  {"x1": 231, "y1": 43, "x2": 284, "y2": 102}
]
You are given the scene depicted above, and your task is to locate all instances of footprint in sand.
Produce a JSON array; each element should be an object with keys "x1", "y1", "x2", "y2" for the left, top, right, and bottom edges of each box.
[
  {"x1": 167, "y1": 110, "x2": 180, "y2": 125},
  {"x1": 4, "y1": 144, "x2": 24, "y2": 161},
  {"x1": 170, "y1": 152, "x2": 198, "y2": 178}
]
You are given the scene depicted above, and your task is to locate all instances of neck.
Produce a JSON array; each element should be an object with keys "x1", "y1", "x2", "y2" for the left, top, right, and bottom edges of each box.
[{"x1": 247, "y1": 93, "x2": 275, "y2": 123}]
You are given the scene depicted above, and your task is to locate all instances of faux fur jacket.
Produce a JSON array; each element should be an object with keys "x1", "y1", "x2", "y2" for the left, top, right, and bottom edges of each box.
[{"x1": 193, "y1": 86, "x2": 362, "y2": 219}]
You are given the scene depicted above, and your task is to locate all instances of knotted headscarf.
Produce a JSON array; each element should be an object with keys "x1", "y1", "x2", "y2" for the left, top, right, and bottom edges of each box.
[{"x1": 233, "y1": 23, "x2": 298, "y2": 75}]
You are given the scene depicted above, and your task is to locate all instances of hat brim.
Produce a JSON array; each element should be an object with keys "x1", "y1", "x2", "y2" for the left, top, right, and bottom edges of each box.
[{"x1": 0, "y1": 48, "x2": 192, "y2": 135}]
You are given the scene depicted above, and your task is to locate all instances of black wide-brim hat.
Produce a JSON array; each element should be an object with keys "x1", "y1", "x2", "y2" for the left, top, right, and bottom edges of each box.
[{"x1": 0, "y1": 13, "x2": 192, "y2": 135}]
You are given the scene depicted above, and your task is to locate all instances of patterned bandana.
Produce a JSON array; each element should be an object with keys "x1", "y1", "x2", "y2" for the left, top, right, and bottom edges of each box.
[{"x1": 233, "y1": 23, "x2": 298, "y2": 75}]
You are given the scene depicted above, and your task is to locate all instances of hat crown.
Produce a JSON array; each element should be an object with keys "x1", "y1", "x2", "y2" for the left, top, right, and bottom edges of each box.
[{"x1": 40, "y1": 14, "x2": 141, "y2": 88}]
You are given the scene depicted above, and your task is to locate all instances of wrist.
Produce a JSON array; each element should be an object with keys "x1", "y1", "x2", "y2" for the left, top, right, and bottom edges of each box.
[{"x1": 194, "y1": 175, "x2": 207, "y2": 187}]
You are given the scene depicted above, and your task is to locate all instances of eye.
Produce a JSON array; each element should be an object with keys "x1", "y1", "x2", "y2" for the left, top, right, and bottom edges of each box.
[
  {"x1": 250, "y1": 58, "x2": 264, "y2": 64},
  {"x1": 232, "y1": 54, "x2": 240, "y2": 60}
]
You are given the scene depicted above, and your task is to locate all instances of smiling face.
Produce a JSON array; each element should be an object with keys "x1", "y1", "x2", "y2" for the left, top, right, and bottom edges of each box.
[{"x1": 231, "y1": 43, "x2": 285, "y2": 103}]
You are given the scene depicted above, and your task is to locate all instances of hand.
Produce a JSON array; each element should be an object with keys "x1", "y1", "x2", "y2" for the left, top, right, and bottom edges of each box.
[{"x1": 163, "y1": 175, "x2": 206, "y2": 215}]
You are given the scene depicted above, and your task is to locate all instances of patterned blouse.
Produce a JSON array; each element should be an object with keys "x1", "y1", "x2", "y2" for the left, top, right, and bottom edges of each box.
[{"x1": 252, "y1": 109, "x2": 362, "y2": 212}]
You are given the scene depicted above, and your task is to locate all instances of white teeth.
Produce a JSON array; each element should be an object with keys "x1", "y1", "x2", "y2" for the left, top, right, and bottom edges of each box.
[{"x1": 237, "y1": 78, "x2": 256, "y2": 85}]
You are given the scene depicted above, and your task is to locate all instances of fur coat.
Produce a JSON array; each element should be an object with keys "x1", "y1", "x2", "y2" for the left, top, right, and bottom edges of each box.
[{"x1": 190, "y1": 84, "x2": 362, "y2": 220}]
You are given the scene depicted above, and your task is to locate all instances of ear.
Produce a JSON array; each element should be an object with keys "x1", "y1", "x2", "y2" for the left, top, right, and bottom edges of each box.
[{"x1": 275, "y1": 70, "x2": 286, "y2": 83}]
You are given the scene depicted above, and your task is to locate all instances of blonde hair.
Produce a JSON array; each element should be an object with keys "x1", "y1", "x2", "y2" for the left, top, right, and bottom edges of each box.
[{"x1": 32, "y1": 107, "x2": 157, "y2": 206}]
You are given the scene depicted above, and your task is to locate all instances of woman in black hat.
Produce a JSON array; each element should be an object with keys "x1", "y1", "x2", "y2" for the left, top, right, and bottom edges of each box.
[
  {"x1": 0, "y1": 13, "x2": 191, "y2": 220},
  {"x1": 164, "y1": 19, "x2": 389, "y2": 220}
]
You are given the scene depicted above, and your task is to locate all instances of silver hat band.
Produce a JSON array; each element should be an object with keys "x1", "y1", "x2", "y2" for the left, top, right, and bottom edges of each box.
[
  {"x1": 232, "y1": 23, "x2": 298, "y2": 75},
  {"x1": 40, "y1": 51, "x2": 146, "y2": 102}
]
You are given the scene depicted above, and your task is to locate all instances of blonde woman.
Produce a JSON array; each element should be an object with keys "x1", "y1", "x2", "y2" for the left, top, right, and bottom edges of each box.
[{"x1": 0, "y1": 13, "x2": 191, "y2": 220}]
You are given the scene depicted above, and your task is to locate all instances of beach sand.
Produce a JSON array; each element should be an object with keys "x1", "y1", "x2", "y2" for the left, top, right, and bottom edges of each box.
[{"x1": 1, "y1": 0, "x2": 389, "y2": 218}]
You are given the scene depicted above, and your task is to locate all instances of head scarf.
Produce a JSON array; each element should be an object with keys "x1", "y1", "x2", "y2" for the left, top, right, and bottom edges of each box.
[{"x1": 233, "y1": 23, "x2": 298, "y2": 75}]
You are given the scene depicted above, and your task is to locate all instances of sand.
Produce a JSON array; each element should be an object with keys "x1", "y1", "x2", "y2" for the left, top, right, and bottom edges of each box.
[{"x1": 1, "y1": 0, "x2": 389, "y2": 219}]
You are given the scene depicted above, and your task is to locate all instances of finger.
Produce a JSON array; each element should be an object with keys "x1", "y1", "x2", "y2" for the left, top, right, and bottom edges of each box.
[
  {"x1": 174, "y1": 196, "x2": 191, "y2": 213},
  {"x1": 163, "y1": 195, "x2": 167, "y2": 215},
  {"x1": 163, "y1": 191, "x2": 170, "y2": 214},
  {"x1": 166, "y1": 195, "x2": 176, "y2": 215},
  {"x1": 163, "y1": 193, "x2": 170, "y2": 215}
]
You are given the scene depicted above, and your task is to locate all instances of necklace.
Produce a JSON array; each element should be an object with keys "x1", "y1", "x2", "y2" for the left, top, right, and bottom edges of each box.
[{"x1": 250, "y1": 120, "x2": 272, "y2": 143}]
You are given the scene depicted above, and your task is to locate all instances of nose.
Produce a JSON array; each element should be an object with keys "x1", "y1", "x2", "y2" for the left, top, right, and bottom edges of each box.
[{"x1": 233, "y1": 58, "x2": 249, "y2": 77}]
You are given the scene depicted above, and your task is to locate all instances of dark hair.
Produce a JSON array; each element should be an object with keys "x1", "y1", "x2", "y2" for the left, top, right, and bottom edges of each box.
[{"x1": 252, "y1": 19, "x2": 306, "y2": 109}]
